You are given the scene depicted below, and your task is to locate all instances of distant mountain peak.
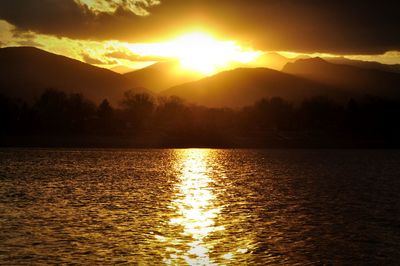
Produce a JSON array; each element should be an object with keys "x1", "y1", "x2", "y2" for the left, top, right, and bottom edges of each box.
[
  {"x1": 110, "y1": 65, "x2": 134, "y2": 74},
  {"x1": 283, "y1": 56, "x2": 400, "y2": 99},
  {"x1": 123, "y1": 60, "x2": 203, "y2": 93},
  {"x1": 294, "y1": 57, "x2": 328, "y2": 65},
  {"x1": 161, "y1": 66, "x2": 343, "y2": 107},
  {"x1": 323, "y1": 56, "x2": 400, "y2": 74},
  {"x1": 283, "y1": 57, "x2": 343, "y2": 74},
  {"x1": 0, "y1": 46, "x2": 142, "y2": 104},
  {"x1": 251, "y1": 52, "x2": 290, "y2": 70}
]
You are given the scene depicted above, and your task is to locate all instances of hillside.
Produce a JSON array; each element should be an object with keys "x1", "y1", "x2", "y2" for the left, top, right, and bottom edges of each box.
[
  {"x1": 162, "y1": 67, "x2": 345, "y2": 107},
  {"x1": 323, "y1": 57, "x2": 400, "y2": 74},
  {"x1": 3, "y1": 47, "x2": 400, "y2": 108},
  {"x1": 0, "y1": 47, "x2": 139, "y2": 104},
  {"x1": 283, "y1": 58, "x2": 400, "y2": 98},
  {"x1": 123, "y1": 61, "x2": 203, "y2": 93},
  {"x1": 250, "y1": 52, "x2": 290, "y2": 70}
]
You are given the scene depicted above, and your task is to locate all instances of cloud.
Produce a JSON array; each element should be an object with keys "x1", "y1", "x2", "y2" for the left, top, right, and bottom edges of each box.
[
  {"x1": 81, "y1": 52, "x2": 119, "y2": 64},
  {"x1": 0, "y1": 1, "x2": 399, "y2": 54},
  {"x1": 0, "y1": 0, "x2": 159, "y2": 40},
  {"x1": 0, "y1": 20, "x2": 43, "y2": 47},
  {"x1": 16, "y1": 40, "x2": 42, "y2": 47},
  {"x1": 81, "y1": 52, "x2": 107, "y2": 64},
  {"x1": 106, "y1": 50, "x2": 166, "y2": 62},
  {"x1": 12, "y1": 30, "x2": 41, "y2": 46},
  {"x1": 0, "y1": 0, "x2": 94, "y2": 38},
  {"x1": 0, "y1": 20, "x2": 14, "y2": 43},
  {"x1": 77, "y1": 0, "x2": 160, "y2": 15}
]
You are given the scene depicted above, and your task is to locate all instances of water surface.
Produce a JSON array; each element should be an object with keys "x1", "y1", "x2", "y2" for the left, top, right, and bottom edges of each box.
[{"x1": 1, "y1": 149, "x2": 400, "y2": 265}]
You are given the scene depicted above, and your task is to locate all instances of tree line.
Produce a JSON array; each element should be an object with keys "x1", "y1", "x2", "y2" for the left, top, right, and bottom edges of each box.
[{"x1": 1, "y1": 89, "x2": 400, "y2": 147}]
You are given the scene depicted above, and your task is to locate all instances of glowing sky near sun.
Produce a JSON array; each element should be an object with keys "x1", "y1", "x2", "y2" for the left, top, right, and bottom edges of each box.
[
  {"x1": 0, "y1": 0, "x2": 399, "y2": 73},
  {"x1": 1, "y1": 0, "x2": 400, "y2": 76},
  {"x1": 2, "y1": 17, "x2": 399, "y2": 75},
  {"x1": 0, "y1": 19, "x2": 264, "y2": 74},
  {"x1": 124, "y1": 32, "x2": 261, "y2": 74}
]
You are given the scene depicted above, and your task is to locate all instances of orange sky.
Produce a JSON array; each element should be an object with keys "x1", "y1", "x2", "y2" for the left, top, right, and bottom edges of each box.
[{"x1": 1, "y1": 0, "x2": 399, "y2": 73}]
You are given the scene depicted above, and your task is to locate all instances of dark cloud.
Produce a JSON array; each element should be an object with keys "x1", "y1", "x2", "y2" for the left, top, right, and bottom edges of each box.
[
  {"x1": 12, "y1": 30, "x2": 41, "y2": 47},
  {"x1": 0, "y1": 0, "x2": 399, "y2": 54},
  {"x1": 16, "y1": 40, "x2": 42, "y2": 47},
  {"x1": 106, "y1": 50, "x2": 167, "y2": 62},
  {"x1": 81, "y1": 52, "x2": 115, "y2": 64},
  {"x1": 0, "y1": 0, "x2": 94, "y2": 38},
  {"x1": 12, "y1": 30, "x2": 36, "y2": 39}
]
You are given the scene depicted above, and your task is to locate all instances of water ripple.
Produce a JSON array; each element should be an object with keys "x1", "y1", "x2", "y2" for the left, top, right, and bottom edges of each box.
[{"x1": 1, "y1": 149, "x2": 400, "y2": 264}]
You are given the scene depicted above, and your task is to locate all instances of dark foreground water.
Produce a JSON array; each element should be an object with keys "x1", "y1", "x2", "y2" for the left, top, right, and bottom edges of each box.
[{"x1": 0, "y1": 149, "x2": 400, "y2": 265}]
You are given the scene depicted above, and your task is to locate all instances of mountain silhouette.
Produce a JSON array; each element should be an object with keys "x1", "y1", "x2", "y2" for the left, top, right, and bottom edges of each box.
[
  {"x1": 2, "y1": 47, "x2": 400, "y2": 108},
  {"x1": 323, "y1": 57, "x2": 400, "y2": 74},
  {"x1": 162, "y1": 67, "x2": 345, "y2": 107},
  {"x1": 250, "y1": 52, "x2": 290, "y2": 70},
  {"x1": 283, "y1": 58, "x2": 400, "y2": 98},
  {"x1": 250, "y1": 53, "x2": 316, "y2": 71},
  {"x1": 0, "y1": 47, "x2": 143, "y2": 104},
  {"x1": 111, "y1": 65, "x2": 134, "y2": 74},
  {"x1": 123, "y1": 61, "x2": 204, "y2": 93}
]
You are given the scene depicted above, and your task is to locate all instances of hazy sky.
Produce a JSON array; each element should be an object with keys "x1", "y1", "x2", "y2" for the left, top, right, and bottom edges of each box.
[{"x1": 1, "y1": 0, "x2": 400, "y2": 70}]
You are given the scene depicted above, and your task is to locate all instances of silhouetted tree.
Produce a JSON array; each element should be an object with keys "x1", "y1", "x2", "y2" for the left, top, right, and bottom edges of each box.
[
  {"x1": 18, "y1": 102, "x2": 37, "y2": 134},
  {"x1": 359, "y1": 96, "x2": 400, "y2": 141},
  {"x1": 345, "y1": 98, "x2": 361, "y2": 134},
  {"x1": 255, "y1": 97, "x2": 294, "y2": 130},
  {"x1": 0, "y1": 94, "x2": 20, "y2": 134},
  {"x1": 34, "y1": 89, "x2": 95, "y2": 134},
  {"x1": 121, "y1": 91, "x2": 155, "y2": 132},
  {"x1": 299, "y1": 96, "x2": 342, "y2": 130},
  {"x1": 34, "y1": 89, "x2": 69, "y2": 133},
  {"x1": 66, "y1": 93, "x2": 96, "y2": 134},
  {"x1": 97, "y1": 99, "x2": 113, "y2": 120},
  {"x1": 95, "y1": 99, "x2": 118, "y2": 135},
  {"x1": 2, "y1": 87, "x2": 400, "y2": 147}
]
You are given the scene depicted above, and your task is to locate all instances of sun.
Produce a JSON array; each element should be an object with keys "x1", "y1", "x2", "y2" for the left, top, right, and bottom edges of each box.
[
  {"x1": 125, "y1": 32, "x2": 261, "y2": 75},
  {"x1": 169, "y1": 32, "x2": 260, "y2": 75}
]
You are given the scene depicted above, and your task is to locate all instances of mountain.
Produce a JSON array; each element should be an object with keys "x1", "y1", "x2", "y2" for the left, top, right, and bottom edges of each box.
[
  {"x1": 0, "y1": 47, "x2": 142, "y2": 104},
  {"x1": 250, "y1": 53, "x2": 315, "y2": 71},
  {"x1": 323, "y1": 57, "x2": 400, "y2": 74},
  {"x1": 110, "y1": 65, "x2": 134, "y2": 74},
  {"x1": 123, "y1": 61, "x2": 204, "y2": 93},
  {"x1": 283, "y1": 57, "x2": 400, "y2": 98},
  {"x1": 162, "y1": 67, "x2": 345, "y2": 107},
  {"x1": 250, "y1": 52, "x2": 290, "y2": 70}
]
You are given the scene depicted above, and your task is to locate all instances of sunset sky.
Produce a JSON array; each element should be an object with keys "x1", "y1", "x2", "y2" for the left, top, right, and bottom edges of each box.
[{"x1": 1, "y1": 0, "x2": 400, "y2": 73}]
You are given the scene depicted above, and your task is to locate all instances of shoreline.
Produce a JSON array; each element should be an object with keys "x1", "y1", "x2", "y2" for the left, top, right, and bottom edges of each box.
[{"x1": 1, "y1": 135, "x2": 398, "y2": 149}]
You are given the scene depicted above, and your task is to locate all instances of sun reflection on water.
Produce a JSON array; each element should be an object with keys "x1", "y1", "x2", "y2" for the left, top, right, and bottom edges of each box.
[
  {"x1": 164, "y1": 149, "x2": 223, "y2": 265},
  {"x1": 152, "y1": 149, "x2": 256, "y2": 265}
]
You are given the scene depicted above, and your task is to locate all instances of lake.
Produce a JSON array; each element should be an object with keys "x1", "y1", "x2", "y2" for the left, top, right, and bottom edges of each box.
[{"x1": 1, "y1": 149, "x2": 400, "y2": 265}]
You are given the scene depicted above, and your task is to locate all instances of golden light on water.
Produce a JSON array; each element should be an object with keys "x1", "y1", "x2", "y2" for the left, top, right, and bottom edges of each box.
[
  {"x1": 164, "y1": 149, "x2": 223, "y2": 265},
  {"x1": 151, "y1": 149, "x2": 256, "y2": 265}
]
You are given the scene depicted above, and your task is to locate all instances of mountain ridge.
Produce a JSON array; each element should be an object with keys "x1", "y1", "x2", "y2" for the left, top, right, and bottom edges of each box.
[
  {"x1": 0, "y1": 46, "x2": 143, "y2": 104},
  {"x1": 323, "y1": 56, "x2": 400, "y2": 74},
  {"x1": 283, "y1": 57, "x2": 400, "y2": 98},
  {"x1": 123, "y1": 61, "x2": 203, "y2": 93},
  {"x1": 2, "y1": 47, "x2": 400, "y2": 108},
  {"x1": 162, "y1": 67, "x2": 347, "y2": 107}
]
